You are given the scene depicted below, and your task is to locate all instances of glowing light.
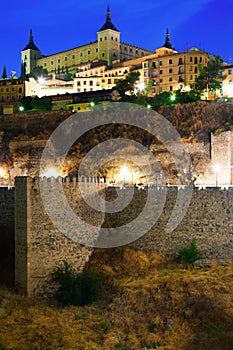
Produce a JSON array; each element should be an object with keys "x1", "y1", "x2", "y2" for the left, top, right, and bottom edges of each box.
[
  {"x1": 40, "y1": 167, "x2": 61, "y2": 178},
  {"x1": 212, "y1": 163, "x2": 221, "y2": 187},
  {"x1": 212, "y1": 164, "x2": 221, "y2": 173},
  {"x1": 120, "y1": 165, "x2": 133, "y2": 184},
  {"x1": 90, "y1": 101, "x2": 95, "y2": 107},
  {"x1": 38, "y1": 77, "x2": 45, "y2": 85},
  {"x1": 147, "y1": 104, "x2": 152, "y2": 109},
  {"x1": 170, "y1": 94, "x2": 176, "y2": 101},
  {"x1": 137, "y1": 82, "x2": 145, "y2": 91},
  {"x1": 19, "y1": 106, "x2": 24, "y2": 112},
  {"x1": 0, "y1": 167, "x2": 7, "y2": 178}
]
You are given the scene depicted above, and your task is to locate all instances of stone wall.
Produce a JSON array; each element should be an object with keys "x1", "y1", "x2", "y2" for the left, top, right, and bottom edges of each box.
[
  {"x1": 14, "y1": 177, "x2": 105, "y2": 296},
  {"x1": 0, "y1": 187, "x2": 15, "y2": 287},
  {"x1": 105, "y1": 187, "x2": 233, "y2": 265},
  {"x1": 211, "y1": 131, "x2": 233, "y2": 185},
  {"x1": 2, "y1": 177, "x2": 233, "y2": 297}
]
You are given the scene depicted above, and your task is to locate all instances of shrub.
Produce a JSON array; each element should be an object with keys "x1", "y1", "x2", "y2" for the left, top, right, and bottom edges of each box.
[
  {"x1": 51, "y1": 260, "x2": 102, "y2": 306},
  {"x1": 176, "y1": 238, "x2": 203, "y2": 267}
]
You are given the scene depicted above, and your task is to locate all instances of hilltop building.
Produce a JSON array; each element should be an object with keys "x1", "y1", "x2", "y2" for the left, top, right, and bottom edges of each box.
[
  {"x1": 4, "y1": 5, "x2": 233, "y2": 114},
  {"x1": 21, "y1": 6, "x2": 153, "y2": 76}
]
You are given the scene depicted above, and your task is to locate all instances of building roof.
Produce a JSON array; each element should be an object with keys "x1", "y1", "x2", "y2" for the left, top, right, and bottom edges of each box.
[
  {"x1": 23, "y1": 29, "x2": 40, "y2": 51},
  {"x1": 163, "y1": 29, "x2": 174, "y2": 50},
  {"x1": 99, "y1": 6, "x2": 119, "y2": 32}
]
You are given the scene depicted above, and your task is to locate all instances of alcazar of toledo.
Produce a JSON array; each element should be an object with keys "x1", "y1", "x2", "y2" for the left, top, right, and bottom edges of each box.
[
  {"x1": 0, "y1": 6, "x2": 233, "y2": 114},
  {"x1": 21, "y1": 6, "x2": 232, "y2": 98}
]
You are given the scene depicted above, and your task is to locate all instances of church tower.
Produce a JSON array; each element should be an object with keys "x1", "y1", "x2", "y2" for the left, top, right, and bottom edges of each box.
[
  {"x1": 163, "y1": 28, "x2": 174, "y2": 50},
  {"x1": 21, "y1": 29, "x2": 41, "y2": 75},
  {"x1": 97, "y1": 6, "x2": 120, "y2": 66}
]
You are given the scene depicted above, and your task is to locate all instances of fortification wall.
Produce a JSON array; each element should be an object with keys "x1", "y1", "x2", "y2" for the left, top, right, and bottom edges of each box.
[
  {"x1": 14, "y1": 176, "x2": 105, "y2": 296},
  {"x1": 105, "y1": 187, "x2": 233, "y2": 265},
  {"x1": 211, "y1": 131, "x2": 233, "y2": 185},
  {"x1": 0, "y1": 188, "x2": 15, "y2": 286},
  {"x1": 2, "y1": 177, "x2": 233, "y2": 297}
]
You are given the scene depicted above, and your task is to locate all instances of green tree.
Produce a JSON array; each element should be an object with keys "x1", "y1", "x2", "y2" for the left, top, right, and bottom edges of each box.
[
  {"x1": 192, "y1": 55, "x2": 225, "y2": 94},
  {"x1": 51, "y1": 261, "x2": 102, "y2": 306},
  {"x1": 114, "y1": 71, "x2": 140, "y2": 98},
  {"x1": 20, "y1": 96, "x2": 51, "y2": 111},
  {"x1": 20, "y1": 61, "x2": 27, "y2": 79},
  {"x1": 175, "y1": 89, "x2": 202, "y2": 104},
  {"x1": 177, "y1": 238, "x2": 203, "y2": 268},
  {"x1": 151, "y1": 91, "x2": 174, "y2": 109},
  {"x1": 1, "y1": 65, "x2": 7, "y2": 79},
  {"x1": 29, "y1": 65, "x2": 49, "y2": 80}
]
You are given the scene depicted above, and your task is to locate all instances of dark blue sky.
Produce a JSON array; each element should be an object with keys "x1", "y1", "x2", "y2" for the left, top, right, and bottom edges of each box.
[{"x1": 1, "y1": 0, "x2": 232, "y2": 77}]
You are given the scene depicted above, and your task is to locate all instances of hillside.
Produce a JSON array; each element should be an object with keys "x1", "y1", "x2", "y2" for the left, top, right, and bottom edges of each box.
[
  {"x1": 0, "y1": 101, "x2": 233, "y2": 185},
  {"x1": 0, "y1": 247, "x2": 232, "y2": 350}
]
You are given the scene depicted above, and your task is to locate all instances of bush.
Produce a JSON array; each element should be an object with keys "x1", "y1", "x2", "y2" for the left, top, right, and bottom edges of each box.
[
  {"x1": 177, "y1": 238, "x2": 203, "y2": 267},
  {"x1": 51, "y1": 261, "x2": 102, "y2": 306}
]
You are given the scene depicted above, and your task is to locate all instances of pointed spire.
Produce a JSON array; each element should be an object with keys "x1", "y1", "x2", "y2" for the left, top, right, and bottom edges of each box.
[
  {"x1": 99, "y1": 5, "x2": 119, "y2": 32},
  {"x1": 1, "y1": 65, "x2": 7, "y2": 80},
  {"x1": 106, "y1": 5, "x2": 111, "y2": 22},
  {"x1": 23, "y1": 29, "x2": 40, "y2": 51},
  {"x1": 29, "y1": 28, "x2": 33, "y2": 43},
  {"x1": 163, "y1": 28, "x2": 174, "y2": 50}
]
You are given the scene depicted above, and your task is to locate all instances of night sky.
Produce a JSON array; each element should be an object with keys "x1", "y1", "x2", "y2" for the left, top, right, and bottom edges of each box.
[{"x1": 1, "y1": 0, "x2": 233, "y2": 78}]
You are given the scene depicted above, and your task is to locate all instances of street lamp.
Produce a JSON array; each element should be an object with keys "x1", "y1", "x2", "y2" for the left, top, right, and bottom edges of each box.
[{"x1": 212, "y1": 164, "x2": 221, "y2": 187}]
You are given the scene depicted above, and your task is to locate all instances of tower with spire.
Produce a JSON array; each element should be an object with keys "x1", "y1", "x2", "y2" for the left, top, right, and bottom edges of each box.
[
  {"x1": 97, "y1": 6, "x2": 120, "y2": 66},
  {"x1": 21, "y1": 29, "x2": 41, "y2": 75},
  {"x1": 163, "y1": 29, "x2": 174, "y2": 50}
]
